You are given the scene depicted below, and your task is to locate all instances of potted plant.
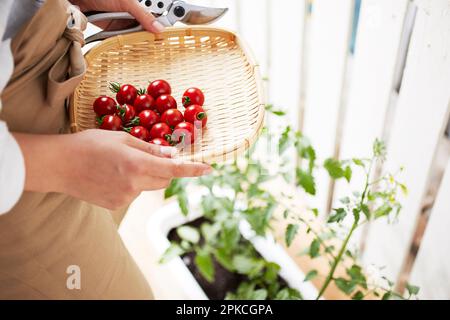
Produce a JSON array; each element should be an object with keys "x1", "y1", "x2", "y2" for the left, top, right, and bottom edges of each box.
[{"x1": 150, "y1": 107, "x2": 420, "y2": 300}]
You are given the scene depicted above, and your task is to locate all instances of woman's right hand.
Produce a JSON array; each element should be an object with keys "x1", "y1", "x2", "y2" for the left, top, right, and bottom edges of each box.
[{"x1": 13, "y1": 130, "x2": 212, "y2": 210}]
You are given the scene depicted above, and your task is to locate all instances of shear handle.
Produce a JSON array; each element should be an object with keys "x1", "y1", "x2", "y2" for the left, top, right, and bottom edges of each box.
[{"x1": 85, "y1": 12, "x2": 172, "y2": 44}]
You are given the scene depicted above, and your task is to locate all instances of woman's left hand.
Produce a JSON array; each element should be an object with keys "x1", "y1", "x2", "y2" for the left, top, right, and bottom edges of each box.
[{"x1": 71, "y1": 0, "x2": 165, "y2": 33}]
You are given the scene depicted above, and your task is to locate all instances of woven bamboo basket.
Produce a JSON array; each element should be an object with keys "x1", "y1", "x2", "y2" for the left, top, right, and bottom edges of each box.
[{"x1": 70, "y1": 26, "x2": 265, "y2": 164}]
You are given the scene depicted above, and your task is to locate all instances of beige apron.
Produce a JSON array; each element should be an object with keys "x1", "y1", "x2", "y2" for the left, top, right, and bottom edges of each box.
[{"x1": 0, "y1": 0, "x2": 153, "y2": 299}]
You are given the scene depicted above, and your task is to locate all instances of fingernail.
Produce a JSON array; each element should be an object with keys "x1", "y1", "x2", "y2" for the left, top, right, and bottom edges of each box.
[
  {"x1": 161, "y1": 146, "x2": 177, "y2": 157},
  {"x1": 152, "y1": 21, "x2": 165, "y2": 33}
]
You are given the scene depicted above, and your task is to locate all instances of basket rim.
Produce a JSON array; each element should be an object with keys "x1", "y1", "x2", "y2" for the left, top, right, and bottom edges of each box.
[{"x1": 69, "y1": 26, "x2": 266, "y2": 164}]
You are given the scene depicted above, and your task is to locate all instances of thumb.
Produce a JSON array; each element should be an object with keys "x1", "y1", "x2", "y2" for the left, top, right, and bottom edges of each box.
[{"x1": 125, "y1": 1, "x2": 165, "y2": 33}]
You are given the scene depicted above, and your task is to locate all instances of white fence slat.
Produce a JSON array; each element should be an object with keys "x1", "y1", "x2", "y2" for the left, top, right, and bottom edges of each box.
[
  {"x1": 364, "y1": 0, "x2": 450, "y2": 281},
  {"x1": 237, "y1": 0, "x2": 270, "y2": 77},
  {"x1": 333, "y1": 0, "x2": 409, "y2": 243},
  {"x1": 410, "y1": 158, "x2": 450, "y2": 299},
  {"x1": 268, "y1": 0, "x2": 307, "y2": 129},
  {"x1": 302, "y1": 0, "x2": 354, "y2": 214},
  {"x1": 336, "y1": 0, "x2": 408, "y2": 181}
]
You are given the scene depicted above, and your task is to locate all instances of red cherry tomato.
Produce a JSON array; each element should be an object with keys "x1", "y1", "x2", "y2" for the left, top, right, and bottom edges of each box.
[
  {"x1": 93, "y1": 96, "x2": 117, "y2": 116},
  {"x1": 138, "y1": 110, "x2": 160, "y2": 130},
  {"x1": 161, "y1": 109, "x2": 184, "y2": 128},
  {"x1": 129, "y1": 126, "x2": 150, "y2": 142},
  {"x1": 184, "y1": 105, "x2": 207, "y2": 128},
  {"x1": 150, "y1": 138, "x2": 170, "y2": 147},
  {"x1": 109, "y1": 82, "x2": 138, "y2": 105},
  {"x1": 147, "y1": 80, "x2": 172, "y2": 99},
  {"x1": 155, "y1": 95, "x2": 177, "y2": 114},
  {"x1": 173, "y1": 122, "x2": 195, "y2": 145},
  {"x1": 134, "y1": 94, "x2": 155, "y2": 113},
  {"x1": 116, "y1": 104, "x2": 136, "y2": 124},
  {"x1": 182, "y1": 87, "x2": 205, "y2": 107},
  {"x1": 99, "y1": 115, "x2": 122, "y2": 131},
  {"x1": 150, "y1": 123, "x2": 172, "y2": 141}
]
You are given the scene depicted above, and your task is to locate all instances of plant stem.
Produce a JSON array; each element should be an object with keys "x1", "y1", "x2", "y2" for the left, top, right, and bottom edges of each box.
[{"x1": 315, "y1": 159, "x2": 374, "y2": 300}]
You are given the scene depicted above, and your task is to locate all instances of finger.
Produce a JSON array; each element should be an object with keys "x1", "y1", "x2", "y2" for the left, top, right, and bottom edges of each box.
[
  {"x1": 140, "y1": 177, "x2": 172, "y2": 191},
  {"x1": 126, "y1": 135, "x2": 177, "y2": 158},
  {"x1": 145, "y1": 155, "x2": 213, "y2": 179},
  {"x1": 125, "y1": 0, "x2": 165, "y2": 33}
]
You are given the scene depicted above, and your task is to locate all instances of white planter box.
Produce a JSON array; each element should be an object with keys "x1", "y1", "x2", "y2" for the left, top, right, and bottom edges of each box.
[{"x1": 146, "y1": 197, "x2": 319, "y2": 300}]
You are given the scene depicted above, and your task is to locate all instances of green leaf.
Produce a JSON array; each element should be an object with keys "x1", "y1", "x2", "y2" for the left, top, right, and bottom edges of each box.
[
  {"x1": 347, "y1": 265, "x2": 367, "y2": 289},
  {"x1": 177, "y1": 192, "x2": 189, "y2": 216},
  {"x1": 328, "y1": 208, "x2": 347, "y2": 223},
  {"x1": 164, "y1": 178, "x2": 185, "y2": 199},
  {"x1": 374, "y1": 203, "x2": 393, "y2": 219},
  {"x1": 296, "y1": 169, "x2": 316, "y2": 195},
  {"x1": 176, "y1": 226, "x2": 200, "y2": 244},
  {"x1": 352, "y1": 291, "x2": 364, "y2": 300},
  {"x1": 361, "y1": 204, "x2": 370, "y2": 220},
  {"x1": 285, "y1": 224, "x2": 299, "y2": 247},
  {"x1": 324, "y1": 159, "x2": 352, "y2": 182},
  {"x1": 335, "y1": 278, "x2": 356, "y2": 295},
  {"x1": 304, "y1": 270, "x2": 318, "y2": 282},
  {"x1": 200, "y1": 223, "x2": 221, "y2": 243},
  {"x1": 263, "y1": 262, "x2": 281, "y2": 283},
  {"x1": 194, "y1": 249, "x2": 215, "y2": 283},
  {"x1": 278, "y1": 126, "x2": 292, "y2": 155},
  {"x1": 265, "y1": 104, "x2": 286, "y2": 117},
  {"x1": 159, "y1": 243, "x2": 184, "y2": 264},
  {"x1": 352, "y1": 158, "x2": 365, "y2": 167},
  {"x1": 382, "y1": 292, "x2": 391, "y2": 300},
  {"x1": 309, "y1": 239, "x2": 320, "y2": 258},
  {"x1": 214, "y1": 248, "x2": 234, "y2": 272},
  {"x1": 221, "y1": 220, "x2": 241, "y2": 253},
  {"x1": 283, "y1": 209, "x2": 289, "y2": 219},
  {"x1": 406, "y1": 283, "x2": 420, "y2": 296},
  {"x1": 251, "y1": 289, "x2": 268, "y2": 300},
  {"x1": 232, "y1": 255, "x2": 264, "y2": 276},
  {"x1": 275, "y1": 288, "x2": 302, "y2": 300}
]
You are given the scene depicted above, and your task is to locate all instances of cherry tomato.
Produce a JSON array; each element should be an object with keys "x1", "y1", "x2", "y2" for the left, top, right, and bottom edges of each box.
[
  {"x1": 93, "y1": 96, "x2": 117, "y2": 116},
  {"x1": 109, "y1": 82, "x2": 138, "y2": 105},
  {"x1": 134, "y1": 94, "x2": 155, "y2": 113},
  {"x1": 99, "y1": 115, "x2": 122, "y2": 131},
  {"x1": 150, "y1": 138, "x2": 170, "y2": 147},
  {"x1": 184, "y1": 105, "x2": 207, "y2": 128},
  {"x1": 129, "y1": 126, "x2": 150, "y2": 142},
  {"x1": 138, "y1": 110, "x2": 160, "y2": 130},
  {"x1": 116, "y1": 104, "x2": 136, "y2": 124},
  {"x1": 155, "y1": 95, "x2": 177, "y2": 114},
  {"x1": 182, "y1": 87, "x2": 205, "y2": 107},
  {"x1": 173, "y1": 122, "x2": 195, "y2": 145},
  {"x1": 150, "y1": 123, "x2": 172, "y2": 141},
  {"x1": 147, "y1": 80, "x2": 172, "y2": 99},
  {"x1": 161, "y1": 109, "x2": 184, "y2": 128}
]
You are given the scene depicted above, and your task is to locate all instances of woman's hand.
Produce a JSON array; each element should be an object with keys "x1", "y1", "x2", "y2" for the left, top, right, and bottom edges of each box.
[
  {"x1": 13, "y1": 130, "x2": 212, "y2": 210},
  {"x1": 72, "y1": 0, "x2": 165, "y2": 33}
]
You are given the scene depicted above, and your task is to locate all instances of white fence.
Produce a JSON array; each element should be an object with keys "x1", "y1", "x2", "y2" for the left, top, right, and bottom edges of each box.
[{"x1": 198, "y1": 0, "x2": 450, "y2": 299}]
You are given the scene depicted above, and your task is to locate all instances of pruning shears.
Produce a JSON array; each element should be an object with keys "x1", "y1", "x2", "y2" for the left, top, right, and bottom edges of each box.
[{"x1": 85, "y1": 0, "x2": 228, "y2": 44}]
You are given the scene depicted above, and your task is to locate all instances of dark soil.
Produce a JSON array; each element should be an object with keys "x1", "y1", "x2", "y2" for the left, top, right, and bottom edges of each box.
[{"x1": 168, "y1": 217, "x2": 288, "y2": 300}]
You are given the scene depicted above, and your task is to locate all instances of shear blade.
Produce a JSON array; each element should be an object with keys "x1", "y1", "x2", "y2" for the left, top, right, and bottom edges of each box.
[{"x1": 182, "y1": 5, "x2": 228, "y2": 25}]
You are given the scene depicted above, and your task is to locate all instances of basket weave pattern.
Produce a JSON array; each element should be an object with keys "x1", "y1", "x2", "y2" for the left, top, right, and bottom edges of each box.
[{"x1": 70, "y1": 27, "x2": 265, "y2": 163}]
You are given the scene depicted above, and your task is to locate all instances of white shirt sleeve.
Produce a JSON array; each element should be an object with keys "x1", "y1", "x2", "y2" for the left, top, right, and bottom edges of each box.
[
  {"x1": 0, "y1": 0, "x2": 26, "y2": 214},
  {"x1": 0, "y1": 121, "x2": 25, "y2": 214}
]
